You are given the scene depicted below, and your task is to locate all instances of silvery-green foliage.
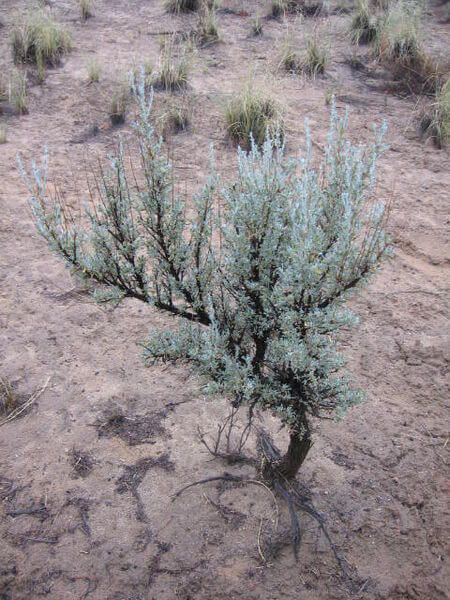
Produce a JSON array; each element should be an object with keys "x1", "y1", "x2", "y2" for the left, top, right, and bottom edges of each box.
[{"x1": 20, "y1": 73, "x2": 388, "y2": 435}]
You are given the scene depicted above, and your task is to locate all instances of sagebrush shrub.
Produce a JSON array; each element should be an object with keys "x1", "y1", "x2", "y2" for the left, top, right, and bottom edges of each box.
[{"x1": 20, "y1": 75, "x2": 389, "y2": 479}]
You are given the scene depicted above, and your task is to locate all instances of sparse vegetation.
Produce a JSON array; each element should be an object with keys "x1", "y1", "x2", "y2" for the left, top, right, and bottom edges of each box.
[
  {"x1": 303, "y1": 35, "x2": 328, "y2": 76},
  {"x1": 373, "y1": 0, "x2": 439, "y2": 93},
  {"x1": 420, "y1": 79, "x2": 450, "y2": 148},
  {"x1": 152, "y1": 36, "x2": 190, "y2": 91},
  {"x1": 0, "y1": 378, "x2": 17, "y2": 417},
  {"x1": 374, "y1": 0, "x2": 421, "y2": 62},
  {"x1": 225, "y1": 85, "x2": 283, "y2": 149},
  {"x1": 279, "y1": 36, "x2": 302, "y2": 73},
  {"x1": 0, "y1": 125, "x2": 6, "y2": 144},
  {"x1": 271, "y1": 0, "x2": 322, "y2": 17},
  {"x1": 196, "y1": 4, "x2": 220, "y2": 46},
  {"x1": 11, "y1": 8, "x2": 72, "y2": 80},
  {"x1": 350, "y1": 0, "x2": 378, "y2": 44},
  {"x1": 109, "y1": 83, "x2": 129, "y2": 125},
  {"x1": 21, "y1": 78, "x2": 389, "y2": 482},
  {"x1": 87, "y1": 59, "x2": 100, "y2": 83},
  {"x1": 8, "y1": 69, "x2": 28, "y2": 115},
  {"x1": 271, "y1": 0, "x2": 288, "y2": 17},
  {"x1": 79, "y1": 0, "x2": 94, "y2": 21},
  {"x1": 162, "y1": 98, "x2": 191, "y2": 137},
  {"x1": 252, "y1": 16, "x2": 263, "y2": 36},
  {"x1": 165, "y1": 0, "x2": 200, "y2": 13}
]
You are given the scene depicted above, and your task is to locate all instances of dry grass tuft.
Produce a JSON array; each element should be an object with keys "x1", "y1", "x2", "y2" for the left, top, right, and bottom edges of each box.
[
  {"x1": 270, "y1": 0, "x2": 322, "y2": 17},
  {"x1": 152, "y1": 36, "x2": 190, "y2": 91},
  {"x1": 373, "y1": 0, "x2": 440, "y2": 94},
  {"x1": 109, "y1": 83, "x2": 129, "y2": 125},
  {"x1": 420, "y1": 80, "x2": 450, "y2": 148},
  {"x1": 11, "y1": 8, "x2": 72, "y2": 80},
  {"x1": 279, "y1": 35, "x2": 302, "y2": 73},
  {"x1": 303, "y1": 35, "x2": 328, "y2": 76},
  {"x1": 350, "y1": 0, "x2": 378, "y2": 44},
  {"x1": 87, "y1": 59, "x2": 100, "y2": 83},
  {"x1": 252, "y1": 15, "x2": 263, "y2": 36},
  {"x1": 0, "y1": 124, "x2": 7, "y2": 144},
  {"x1": 225, "y1": 85, "x2": 283, "y2": 150},
  {"x1": 165, "y1": 0, "x2": 200, "y2": 13},
  {"x1": 162, "y1": 97, "x2": 192, "y2": 138},
  {"x1": 196, "y1": 4, "x2": 220, "y2": 46},
  {"x1": 8, "y1": 69, "x2": 28, "y2": 114},
  {"x1": 79, "y1": 0, "x2": 94, "y2": 21},
  {"x1": 0, "y1": 378, "x2": 18, "y2": 417}
]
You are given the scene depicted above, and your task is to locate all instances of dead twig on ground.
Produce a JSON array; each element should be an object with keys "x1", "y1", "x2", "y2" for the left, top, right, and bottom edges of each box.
[{"x1": 0, "y1": 376, "x2": 50, "y2": 427}]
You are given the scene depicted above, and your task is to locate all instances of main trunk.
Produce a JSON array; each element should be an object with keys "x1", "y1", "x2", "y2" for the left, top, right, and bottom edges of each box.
[{"x1": 277, "y1": 430, "x2": 312, "y2": 480}]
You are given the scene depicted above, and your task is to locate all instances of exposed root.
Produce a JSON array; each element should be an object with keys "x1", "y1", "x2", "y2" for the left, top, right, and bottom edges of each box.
[{"x1": 173, "y1": 427, "x2": 350, "y2": 578}]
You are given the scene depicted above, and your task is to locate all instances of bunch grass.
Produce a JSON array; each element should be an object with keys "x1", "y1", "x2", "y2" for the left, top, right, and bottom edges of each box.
[
  {"x1": 165, "y1": 0, "x2": 200, "y2": 13},
  {"x1": 225, "y1": 85, "x2": 283, "y2": 149},
  {"x1": 11, "y1": 8, "x2": 72, "y2": 80},
  {"x1": 79, "y1": 0, "x2": 94, "y2": 21},
  {"x1": 109, "y1": 82, "x2": 129, "y2": 125},
  {"x1": 152, "y1": 36, "x2": 190, "y2": 91},
  {"x1": 8, "y1": 69, "x2": 28, "y2": 114},
  {"x1": 420, "y1": 80, "x2": 450, "y2": 148}
]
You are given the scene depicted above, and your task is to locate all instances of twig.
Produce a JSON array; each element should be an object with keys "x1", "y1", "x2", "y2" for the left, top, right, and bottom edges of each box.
[
  {"x1": 0, "y1": 376, "x2": 51, "y2": 427},
  {"x1": 257, "y1": 518, "x2": 268, "y2": 565},
  {"x1": 172, "y1": 474, "x2": 243, "y2": 500}
]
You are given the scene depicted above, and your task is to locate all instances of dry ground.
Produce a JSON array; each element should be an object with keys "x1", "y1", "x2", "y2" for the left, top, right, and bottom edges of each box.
[{"x1": 0, "y1": 1, "x2": 449, "y2": 598}]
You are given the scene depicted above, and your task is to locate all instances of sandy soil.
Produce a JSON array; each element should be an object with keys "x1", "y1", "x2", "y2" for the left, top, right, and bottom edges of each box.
[{"x1": 0, "y1": 1, "x2": 449, "y2": 598}]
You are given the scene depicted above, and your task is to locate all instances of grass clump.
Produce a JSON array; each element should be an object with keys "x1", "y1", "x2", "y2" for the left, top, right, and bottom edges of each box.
[
  {"x1": 373, "y1": 0, "x2": 440, "y2": 93},
  {"x1": 374, "y1": 0, "x2": 422, "y2": 62},
  {"x1": 87, "y1": 59, "x2": 100, "y2": 83},
  {"x1": 162, "y1": 98, "x2": 192, "y2": 137},
  {"x1": 79, "y1": 0, "x2": 94, "y2": 21},
  {"x1": 271, "y1": 0, "x2": 288, "y2": 17},
  {"x1": 109, "y1": 83, "x2": 129, "y2": 125},
  {"x1": 350, "y1": 0, "x2": 378, "y2": 44},
  {"x1": 152, "y1": 36, "x2": 190, "y2": 91},
  {"x1": 225, "y1": 86, "x2": 283, "y2": 150},
  {"x1": 8, "y1": 69, "x2": 28, "y2": 114},
  {"x1": 279, "y1": 36, "x2": 302, "y2": 73},
  {"x1": 271, "y1": 0, "x2": 322, "y2": 17},
  {"x1": 420, "y1": 80, "x2": 450, "y2": 148},
  {"x1": 252, "y1": 16, "x2": 263, "y2": 36},
  {"x1": 0, "y1": 125, "x2": 6, "y2": 144},
  {"x1": 196, "y1": 5, "x2": 220, "y2": 46},
  {"x1": 0, "y1": 378, "x2": 18, "y2": 417},
  {"x1": 165, "y1": 0, "x2": 200, "y2": 12},
  {"x1": 303, "y1": 36, "x2": 328, "y2": 76},
  {"x1": 11, "y1": 8, "x2": 72, "y2": 78}
]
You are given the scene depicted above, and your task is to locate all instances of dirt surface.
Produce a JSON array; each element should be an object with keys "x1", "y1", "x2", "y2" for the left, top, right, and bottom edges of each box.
[{"x1": 0, "y1": 1, "x2": 449, "y2": 598}]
